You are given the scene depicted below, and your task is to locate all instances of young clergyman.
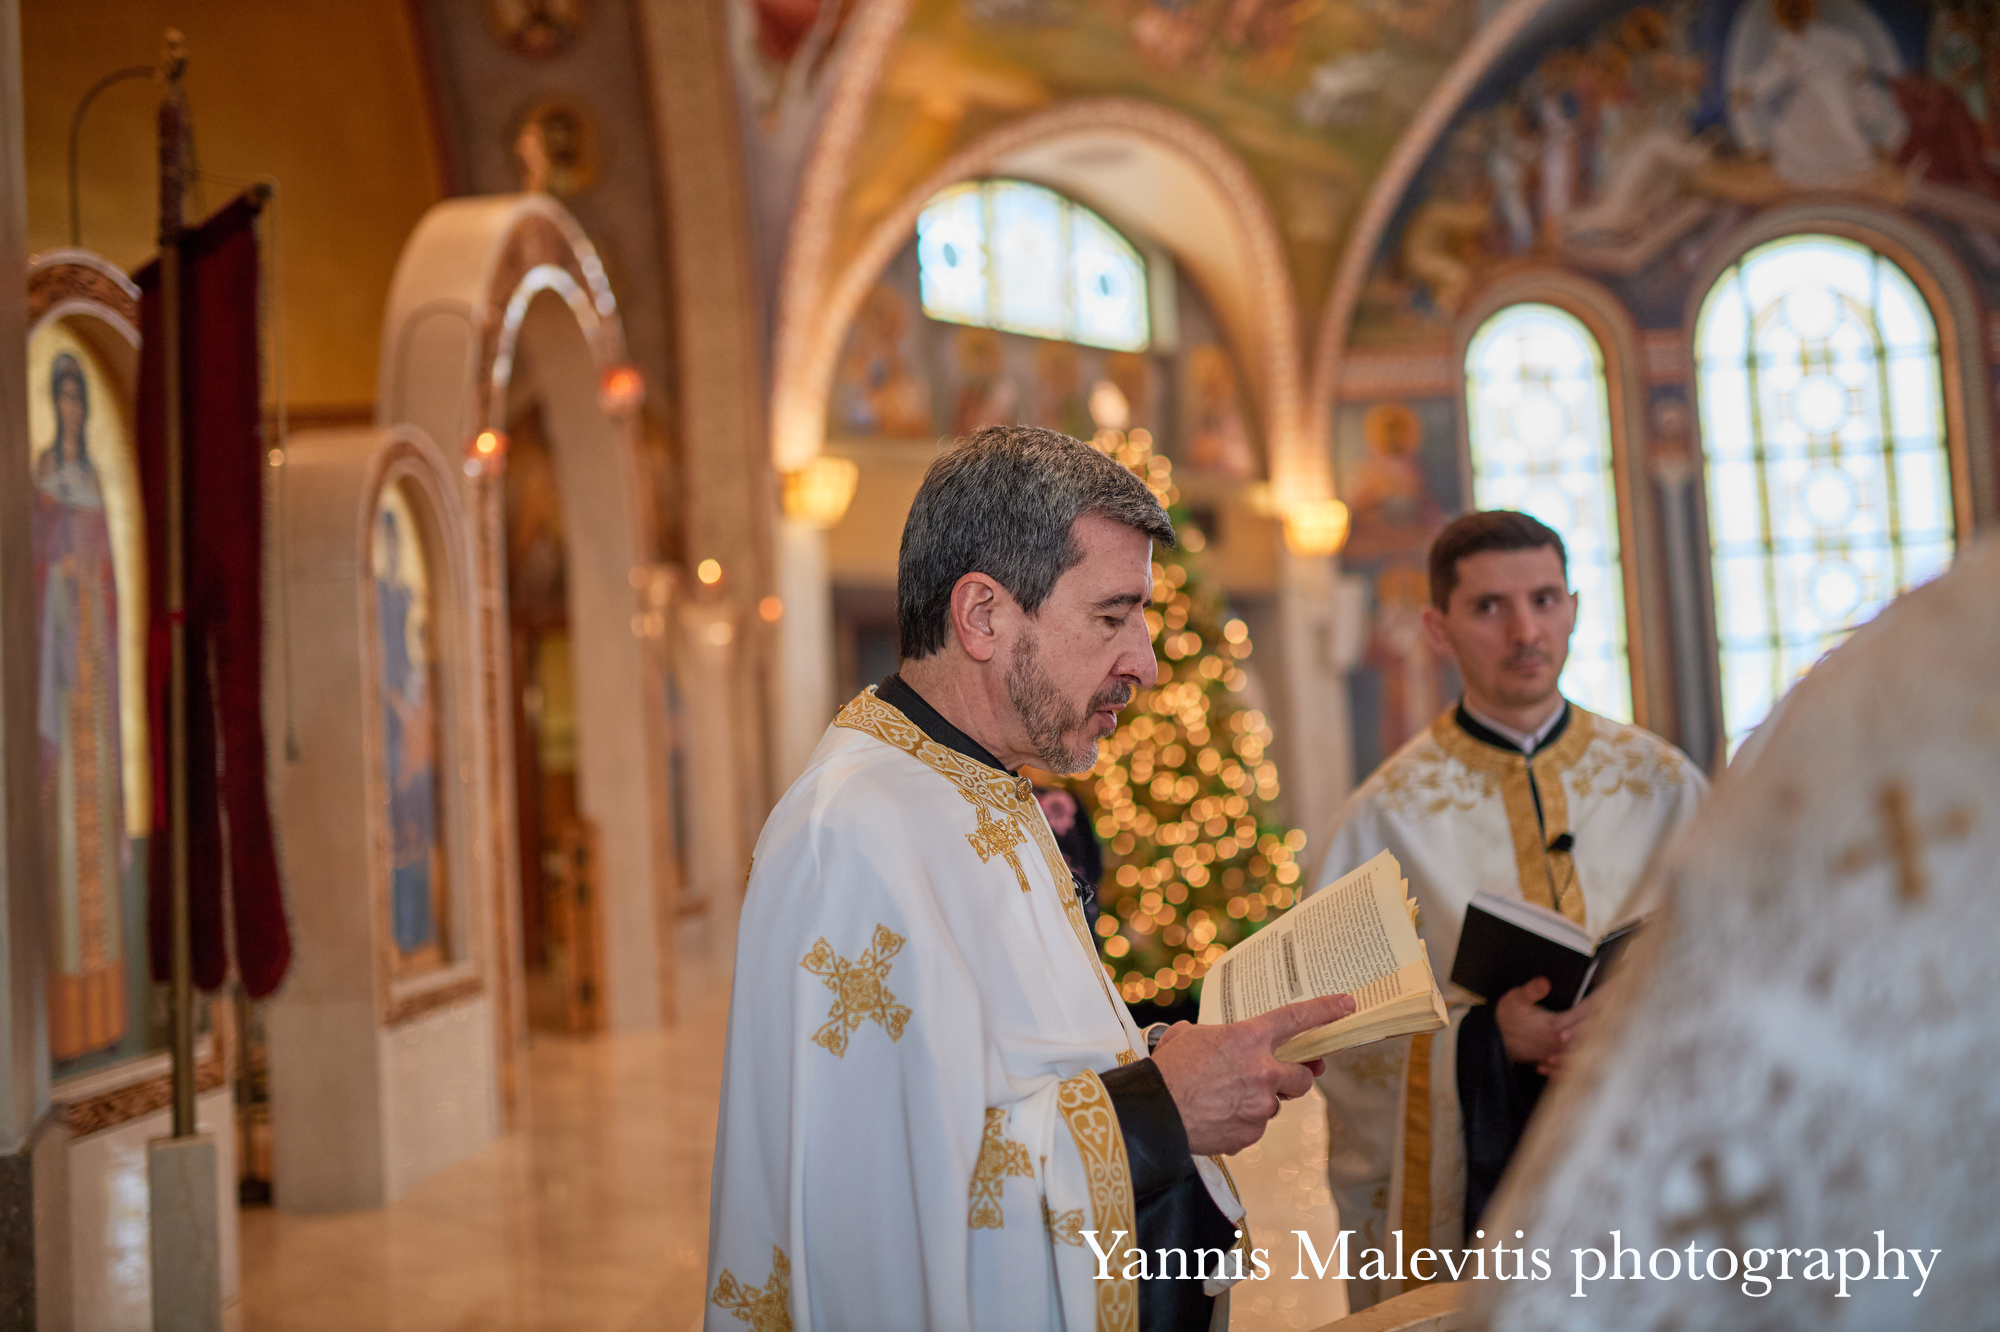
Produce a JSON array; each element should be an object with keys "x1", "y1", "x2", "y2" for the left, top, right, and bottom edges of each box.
[
  {"x1": 706, "y1": 426, "x2": 1352, "y2": 1331},
  {"x1": 1312, "y1": 510, "x2": 1706, "y2": 1310}
]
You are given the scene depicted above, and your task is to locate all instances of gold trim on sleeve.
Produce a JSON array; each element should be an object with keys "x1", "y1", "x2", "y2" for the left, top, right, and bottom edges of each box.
[
  {"x1": 1057, "y1": 1069, "x2": 1140, "y2": 1332},
  {"x1": 800, "y1": 924, "x2": 913, "y2": 1057},
  {"x1": 711, "y1": 1246, "x2": 792, "y2": 1332},
  {"x1": 1398, "y1": 1031, "x2": 1434, "y2": 1290},
  {"x1": 970, "y1": 1106, "x2": 1036, "y2": 1228}
]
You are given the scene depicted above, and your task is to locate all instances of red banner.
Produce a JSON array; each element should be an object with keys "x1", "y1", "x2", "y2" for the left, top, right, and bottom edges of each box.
[{"x1": 135, "y1": 193, "x2": 292, "y2": 999}]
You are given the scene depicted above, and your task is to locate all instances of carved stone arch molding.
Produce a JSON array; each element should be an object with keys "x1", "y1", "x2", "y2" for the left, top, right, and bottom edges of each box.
[
  {"x1": 268, "y1": 422, "x2": 505, "y2": 1208},
  {"x1": 377, "y1": 195, "x2": 679, "y2": 1077},
  {"x1": 774, "y1": 97, "x2": 1307, "y2": 481},
  {"x1": 28, "y1": 247, "x2": 140, "y2": 349},
  {"x1": 1679, "y1": 200, "x2": 1997, "y2": 537},
  {"x1": 1453, "y1": 268, "x2": 1669, "y2": 735}
]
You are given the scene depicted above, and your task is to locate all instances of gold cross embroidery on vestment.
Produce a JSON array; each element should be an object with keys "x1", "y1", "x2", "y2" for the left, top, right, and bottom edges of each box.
[
  {"x1": 711, "y1": 1246, "x2": 792, "y2": 1332},
  {"x1": 1044, "y1": 1198, "x2": 1087, "y2": 1246},
  {"x1": 1833, "y1": 779, "x2": 1974, "y2": 903},
  {"x1": 800, "y1": 924, "x2": 913, "y2": 1057},
  {"x1": 969, "y1": 1106, "x2": 1035, "y2": 1228},
  {"x1": 966, "y1": 805, "x2": 1032, "y2": 892}
]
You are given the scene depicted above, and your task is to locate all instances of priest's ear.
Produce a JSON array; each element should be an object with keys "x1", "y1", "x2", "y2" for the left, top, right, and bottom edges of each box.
[{"x1": 948, "y1": 572, "x2": 1009, "y2": 663}]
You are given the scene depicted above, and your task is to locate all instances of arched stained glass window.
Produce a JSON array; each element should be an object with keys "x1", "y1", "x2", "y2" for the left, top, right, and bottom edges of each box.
[
  {"x1": 1465, "y1": 303, "x2": 1632, "y2": 723},
  {"x1": 1695, "y1": 235, "x2": 1955, "y2": 753},
  {"x1": 917, "y1": 180, "x2": 1150, "y2": 352}
]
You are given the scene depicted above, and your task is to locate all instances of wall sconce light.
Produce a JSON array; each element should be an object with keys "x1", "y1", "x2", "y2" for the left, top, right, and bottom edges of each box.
[
  {"x1": 1282, "y1": 498, "x2": 1351, "y2": 557},
  {"x1": 781, "y1": 455, "x2": 860, "y2": 529},
  {"x1": 464, "y1": 428, "x2": 509, "y2": 478},
  {"x1": 599, "y1": 363, "x2": 645, "y2": 417}
]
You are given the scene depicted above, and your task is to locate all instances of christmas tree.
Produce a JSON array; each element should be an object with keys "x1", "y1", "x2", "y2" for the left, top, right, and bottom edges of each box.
[{"x1": 1070, "y1": 429, "x2": 1308, "y2": 1010}]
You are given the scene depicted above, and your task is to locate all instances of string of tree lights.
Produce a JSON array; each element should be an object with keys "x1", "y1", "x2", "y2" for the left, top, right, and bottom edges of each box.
[{"x1": 1063, "y1": 429, "x2": 1308, "y2": 1007}]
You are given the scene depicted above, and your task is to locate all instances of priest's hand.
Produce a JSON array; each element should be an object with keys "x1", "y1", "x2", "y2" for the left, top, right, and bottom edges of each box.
[
  {"x1": 1495, "y1": 978, "x2": 1595, "y2": 1077},
  {"x1": 1151, "y1": 994, "x2": 1356, "y2": 1155}
]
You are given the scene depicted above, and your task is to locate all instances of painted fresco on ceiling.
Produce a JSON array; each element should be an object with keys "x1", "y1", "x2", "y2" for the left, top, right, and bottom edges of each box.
[
  {"x1": 830, "y1": 237, "x2": 1269, "y2": 477},
  {"x1": 837, "y1": 0, "x2": 1479, "y2": 309},
  {"x1": 732, "y1": 0, "x2": 862, "y2": 116},
  {"x1": 1329, "y1": 395, "x2": 1463, "y2": 777},
  {"x1": 1354, "y1": 0, "x2": 2000, "y2": 343}
]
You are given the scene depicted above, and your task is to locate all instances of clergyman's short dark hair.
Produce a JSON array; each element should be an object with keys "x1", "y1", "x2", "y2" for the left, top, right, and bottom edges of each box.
[
  {"x1": 1428, "y1": 510, "x2": 1567, "y2": 610},
  {"x1": 898, "y1": 425, "x2": 1175, "y2": 659}
]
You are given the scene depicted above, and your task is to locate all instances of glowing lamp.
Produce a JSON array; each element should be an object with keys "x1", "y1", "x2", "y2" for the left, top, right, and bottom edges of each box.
[
  {"x1": 781, "y1": 455, "x2": 860, "y2": 529},
  {"x1": 599, "y1": 364, "x2": 645, "y2": 416},
  {"x1": 758, "y1": 596, "x2": 784, "y2": 623},
  {"x1": 1282, "y1": 498, "x2": 1350, "y2": 557},
  {"x1": 463, "y1": 429, "x2": 509, "y2": 478},
  {"x1": 696, "y1": 558, "x2": 723, "y2": 585}
]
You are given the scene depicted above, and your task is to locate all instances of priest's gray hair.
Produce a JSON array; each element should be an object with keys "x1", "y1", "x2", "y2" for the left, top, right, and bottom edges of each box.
[{"x1": 898, "y1": 425, "x2": 1175, "y2": 660}]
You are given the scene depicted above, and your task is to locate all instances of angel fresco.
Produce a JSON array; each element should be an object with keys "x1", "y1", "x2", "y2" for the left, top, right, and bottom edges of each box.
[{"x1": 34, "y1": 351, "x2": 128, "y2": 1060}]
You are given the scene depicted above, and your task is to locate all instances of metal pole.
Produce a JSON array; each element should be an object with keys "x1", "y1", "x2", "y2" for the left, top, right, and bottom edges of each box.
[
  {"x1": 66, "y1": 63, "x2": 153, "y2": 248},
  {"x1": 157, "y1": 29, "x2": 196, "y2": 1141}
]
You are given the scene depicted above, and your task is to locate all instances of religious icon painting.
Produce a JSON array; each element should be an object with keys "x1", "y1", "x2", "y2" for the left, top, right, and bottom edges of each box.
[
  {"x1": 27, "y1": 323, "x2": 147, "y2": 1062},
  {"x1": 371, "y1": 481, "x2": 451, "y2": 976},
  {"x1": 483, "y1": 0, "x2": 590, "y2": 59},
  {"x1": 511, "y1": 96, "x2": 601, "y2": 198}
]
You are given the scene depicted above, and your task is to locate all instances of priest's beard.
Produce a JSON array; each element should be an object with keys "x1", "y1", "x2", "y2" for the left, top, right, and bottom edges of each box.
[{"x1": 1006, "y1": 633, "x2": 1132, "y2": 774}]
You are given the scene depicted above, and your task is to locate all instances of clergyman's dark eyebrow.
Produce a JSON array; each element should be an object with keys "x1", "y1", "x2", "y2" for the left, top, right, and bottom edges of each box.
[{"x1": 1092, "y1": 591, "x2": 1147, "y2": 612}]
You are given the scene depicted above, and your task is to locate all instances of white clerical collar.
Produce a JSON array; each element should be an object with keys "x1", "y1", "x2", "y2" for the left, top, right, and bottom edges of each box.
[{"x1": 1462, "y1": 697, "x2": 1567, "y2": 754}]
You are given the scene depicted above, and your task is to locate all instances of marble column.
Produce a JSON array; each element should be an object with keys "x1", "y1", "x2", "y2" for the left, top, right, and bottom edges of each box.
[{"x1": 0, "y1": 0, "x2": 53, "y2": 1322}]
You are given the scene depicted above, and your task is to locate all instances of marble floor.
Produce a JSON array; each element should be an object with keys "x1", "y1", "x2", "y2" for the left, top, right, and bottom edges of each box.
[
  {"x1": 234, "y1": 986, "x2": 730, "y2": 1332},
  {"x1": 233, "y1": 983, "x2": 1346, "y2": 1332}
]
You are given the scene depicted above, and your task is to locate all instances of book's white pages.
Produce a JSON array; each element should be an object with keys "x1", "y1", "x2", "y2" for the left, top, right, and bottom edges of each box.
[{"x1": 1196, "y1": 850, "x2": 1446, "y2": 1062}]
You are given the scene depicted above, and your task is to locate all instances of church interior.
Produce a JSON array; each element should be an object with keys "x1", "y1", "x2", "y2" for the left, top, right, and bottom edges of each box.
[{"x1": 2, "y1": 0, "x2": 1995, "y2": 1327}]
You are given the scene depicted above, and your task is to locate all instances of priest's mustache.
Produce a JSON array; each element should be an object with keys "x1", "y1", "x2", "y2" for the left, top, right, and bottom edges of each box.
[
  {"x1": 1091, "y1": 683, "x2": 1135, "y2": 714},
  {"x1": 1507, "y1": 648, "x2": 1551, "y2": 668}
]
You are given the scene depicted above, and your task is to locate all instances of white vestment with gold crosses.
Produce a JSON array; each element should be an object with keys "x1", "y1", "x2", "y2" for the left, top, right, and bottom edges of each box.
[
  {"x1": 705, "y1": 689, "x2": 1243, "y2": 1332},
  {"x1": 1310, "y1": 704, "x2": 1705, "y2": 1308}
]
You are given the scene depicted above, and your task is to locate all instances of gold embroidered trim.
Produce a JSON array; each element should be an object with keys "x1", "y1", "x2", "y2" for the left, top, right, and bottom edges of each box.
[
  {"x1": 1399, "y1": 1031, "x2": 1434, "y2": 1290},
  {"x1": 1057, "y1": 1069, "x2": 1139, "y2": 1332},
  {"x1": 1429, "y1": 708, "x2": 1598, "y2": 925},
  {"x1": 835, "y1": 689, "x2": 1126, "y2": 1020},
  {"x1": 1115, "y1": 1049, "x2": 1138, "y2": 1066},
  {"x1": 800, "y1": 924, "x2": 912, "y2": 1057},
  {"x1": 1045, "y1": 1198, "x2": 1087, "y2": 1246},
  {"x1": 970, "y1": 1106, "x2": 1035, "y2": 1228},
  {"x1": 966, "y1": 805, "x2": 1032, "y2": 892},
  {"x1": 712, "y1": 1246, "x2": 792, "y2": 1332}
]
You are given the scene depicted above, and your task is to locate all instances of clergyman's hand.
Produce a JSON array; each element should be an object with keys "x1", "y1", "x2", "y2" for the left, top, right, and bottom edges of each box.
[
  {"x1": 1536, "y1": 990, "x2": 1599, "y2": 1079},
  {"x1": 1151, "y1": 994, "x2": 1356, "y2": 1156},
  {"x1": 1494, "y1": 977, "x2": 1570, "y2": 1073}
]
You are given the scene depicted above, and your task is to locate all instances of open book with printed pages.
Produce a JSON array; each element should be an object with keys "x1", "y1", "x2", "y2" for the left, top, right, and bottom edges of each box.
[
  {"x1": 1448, "y1": 892, "x2": 1646, "y2": 1012},
  {"x1": 1196, "y1": 850, "x2": 1447, "y2": 1063}
]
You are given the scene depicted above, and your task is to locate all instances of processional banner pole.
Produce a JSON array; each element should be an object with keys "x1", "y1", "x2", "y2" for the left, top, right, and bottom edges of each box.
[
  {"x1": 146, "y1": 38, "x2": 223, "y2": 1326},
  {"x1": 156, "y1": 30, "x2": 196, "y2": 1142}
]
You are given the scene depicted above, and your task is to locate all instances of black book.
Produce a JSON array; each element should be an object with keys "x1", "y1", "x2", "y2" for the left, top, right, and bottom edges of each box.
[{"x1": 1449, "y1": 893, "x2": 1646, "y2": 1012}]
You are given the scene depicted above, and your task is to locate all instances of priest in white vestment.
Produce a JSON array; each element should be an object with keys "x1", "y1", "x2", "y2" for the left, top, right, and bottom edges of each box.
[
  {"x1": 1313, "y1": 511, "x2": 1706, "y2": 1309},
  {"x1": 707, "y1": 426, "x2": 1351, "y2": 1332}
]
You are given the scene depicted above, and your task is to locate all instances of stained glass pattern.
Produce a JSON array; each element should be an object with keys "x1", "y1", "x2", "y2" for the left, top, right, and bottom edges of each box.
[
  {"x1": 1695, "y1": 236, "x2": 1954, "y2": 754},
  {"x1": 1465, "y1": 304, "x2": 1633, "y2": 723},
  {"x1": 916, "y1": 180, "x2": 1149, "y2": 352}
]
